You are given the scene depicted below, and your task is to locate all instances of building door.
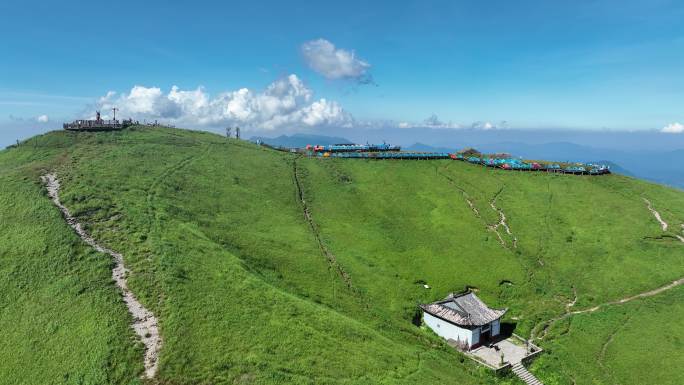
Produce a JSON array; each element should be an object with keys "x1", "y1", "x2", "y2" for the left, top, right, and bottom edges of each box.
[
  {"x1": 480, "y1": 324, "x2": 492, "y2": 344},
  {"x1": 481, "y1": 329, "x2": 491, "y2": 344}
]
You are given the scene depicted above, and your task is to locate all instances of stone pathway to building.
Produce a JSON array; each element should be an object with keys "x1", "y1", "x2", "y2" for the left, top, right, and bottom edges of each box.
[
  {"x1": 467, "y1": 337, "x2": 543, "y2": 384},
  {"x1": 470, "y1": 339, "x2": 528, "y2": 367},
  {"x1": 512, "y1": 362, "x2": 544, "y2": 385}
]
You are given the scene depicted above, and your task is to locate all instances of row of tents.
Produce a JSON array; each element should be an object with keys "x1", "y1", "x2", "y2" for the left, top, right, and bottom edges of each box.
[
  {"x1": 315, "y1": 151, "x2": 451, "y2": 159},
  {"x1": 307, "y1": 143, "x2": 401, "y2": 152},
  {"x1": 456, "y1": 154, "x2": 610, "y2": 175},
  {"x1": 302, "y1": 142, "x2": 610, "y2": 176}
]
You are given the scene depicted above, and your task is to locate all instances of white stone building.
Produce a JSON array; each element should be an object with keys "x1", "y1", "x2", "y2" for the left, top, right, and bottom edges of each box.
[{"x1": 420, "y1": 292, "x2": 507, "y2": 349}]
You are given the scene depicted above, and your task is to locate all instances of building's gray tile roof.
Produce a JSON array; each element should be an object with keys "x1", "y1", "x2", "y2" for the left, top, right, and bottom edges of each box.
[{"x1": 420, "y1": 292, "x2": 507, "y2": 326}]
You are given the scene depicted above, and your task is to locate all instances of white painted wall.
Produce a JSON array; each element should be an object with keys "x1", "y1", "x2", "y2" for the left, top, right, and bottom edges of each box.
[{"x1": 423, "y1": 312, "x2": 474, "y2": 347}]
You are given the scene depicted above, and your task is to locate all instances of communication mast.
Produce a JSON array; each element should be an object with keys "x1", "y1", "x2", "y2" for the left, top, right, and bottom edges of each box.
[{"x1": 112, "y1": 107, "x2": 119, "y2": 121}]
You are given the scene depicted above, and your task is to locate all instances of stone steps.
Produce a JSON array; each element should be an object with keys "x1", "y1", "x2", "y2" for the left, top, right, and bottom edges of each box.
[{"x1": 512, "y1": 363, "x2": 543, "y2": 385}]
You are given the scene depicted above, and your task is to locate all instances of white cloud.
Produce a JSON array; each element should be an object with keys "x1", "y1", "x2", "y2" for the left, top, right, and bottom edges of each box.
[
  {"x1": 422, "y1": 114, "x2": 462, "y2": 129},
  {"x1": 94, "y1": 75, "x2": 353, "y2": 131},
  {"x1": 425, "y1": 114, "x2": 444, "y2": 127},
  {"x1": 471, "y1": 121, "x2": 496, "y2": 130},
  {"x1": 301, "y1": 39, "x2": 373, "y2": 83},
  {"x1": 661, "y1": 122, "x2": 683, "y2": 134},
  {"x1": 393, "y1": 116, "x2": 508, "y2": 130},
  {"x1": 397, "y1": 114, "x2": 462, "y2": 129},
  {"x1": 36, "y1": 114, "x2": 49, "y2": 123}
]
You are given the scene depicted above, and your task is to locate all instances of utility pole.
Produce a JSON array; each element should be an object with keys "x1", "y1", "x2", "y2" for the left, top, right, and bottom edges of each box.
[{"x1": 112, "y1": 107, "x2": 118, "y2": 121}]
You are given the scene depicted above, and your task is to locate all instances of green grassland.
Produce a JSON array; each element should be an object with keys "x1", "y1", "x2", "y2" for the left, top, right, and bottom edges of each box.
[
  {"x1": 531, "y1": 285, "x2": 684, "y2": 385},
  {"x1": 0, "y1": 135, "x2": 143, "y2": 384},
  {"x1": 1, "y1": 126, "x2": 682, "y2": 384}
]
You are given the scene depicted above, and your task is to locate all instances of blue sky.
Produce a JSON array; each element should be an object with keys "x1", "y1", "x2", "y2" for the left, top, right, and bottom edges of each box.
[{"x1": 1, "y1": 0, "x2": 683, "y2": 140}]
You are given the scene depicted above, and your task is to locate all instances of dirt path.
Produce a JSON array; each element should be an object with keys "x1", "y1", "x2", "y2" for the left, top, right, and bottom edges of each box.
[
  {"x1": 533, "y1": 199, "x2": 684, "y2": 340},
  {"x1": 533, "y1": 277, "x2": 684, "y2": 340},
  {"x1": 42, "y1": 174, "x2": 161, "y2": 379},
  {"x1": 597, "y1": 311, "x2": 633, "y2": 373},
  {"x1": 565, "y1": 287, "x2": 577, "y2": 311},
  {"x1": 437, "y1": 168, "x2": 519, "y2": 249},
  {"x1": 643, "y1": 198, "x2": 668, "y2": 231},
  {"x1": 488, "y1": 188, "x2": 518, "y2": 249},
  {"x1": 292, "y1": 159, "x2": 354, "y2": 290},
  {"x1": 145, "y1": 145, "x2": 211, "y2": 236},
  {"x1": 643, "y1": 198, "x2": 684, "y2": 243},
  {"x1": 437, "y1": 169, "x2": 482, "y2": 218}
]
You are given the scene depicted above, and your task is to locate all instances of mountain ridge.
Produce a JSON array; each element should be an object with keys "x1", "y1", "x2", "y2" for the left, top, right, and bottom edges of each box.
[{"x1": 1, "y1": 126, "x2": 683, "y2": 385}]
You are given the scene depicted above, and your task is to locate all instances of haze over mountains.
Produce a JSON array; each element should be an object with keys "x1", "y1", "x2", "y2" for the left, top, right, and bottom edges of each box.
[{"x1": 253, "y1": 129, "x2": 684, "y2": 189}]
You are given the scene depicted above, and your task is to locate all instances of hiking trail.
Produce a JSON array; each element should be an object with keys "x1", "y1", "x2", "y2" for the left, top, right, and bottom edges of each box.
[
  {"x1": 488, "y1": 187, "x2": 518, "y2": 249},
  {"x1": 437, "y1": 167, "x2": 519, "y2": 250},
  {"x1": 643, "y1": 198, "x2": 684, "y2": 243},
  {"x1": 42, "y1": 173, "x2": 161, "y2": 379},
  {"x1": 533, "y1": 277, "x2": 684, "y2": 340},
  {"x1": 292, "y1": 158, "x2": 355, "y2": 290},
  {"x1": 643, "y1": 198, "x2": 668, "y2": 231}
]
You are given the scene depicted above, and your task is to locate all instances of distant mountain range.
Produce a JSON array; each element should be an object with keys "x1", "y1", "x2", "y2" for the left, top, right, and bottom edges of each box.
[
  {"x1": 251, "y1": 134, "x2": 683, "y2": 190},
  {"x1": 405, "y1": 143, "x2": 456, "y2": 153},
  {"x1": 250, "y1": 133, "x2": 352, "y2": 148}
]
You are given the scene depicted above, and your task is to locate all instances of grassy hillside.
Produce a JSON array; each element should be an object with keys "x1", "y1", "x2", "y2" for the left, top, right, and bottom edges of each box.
[
  {"x1": 0, "y1": 135, "x2": 143, "y2": 385},
  {"x1": 1, "y1": 126, "x2": 683, "y2": 385}
]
